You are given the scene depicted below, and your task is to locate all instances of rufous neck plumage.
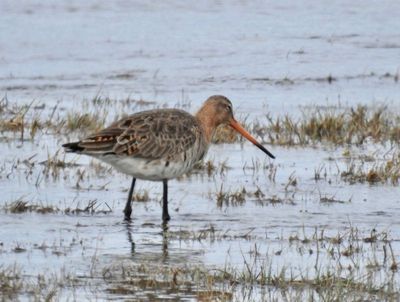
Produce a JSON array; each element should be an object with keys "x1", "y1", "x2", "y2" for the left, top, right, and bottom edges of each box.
[{"x1": 195, "y1": 105, "x2": 220, "y2": 143}]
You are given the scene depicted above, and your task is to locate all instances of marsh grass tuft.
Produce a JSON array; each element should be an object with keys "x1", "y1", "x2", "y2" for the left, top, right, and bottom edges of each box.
[
  {"x1": 191, "y1": 159, "x2": 230, "y2": 177},
  {"x1": 132, "y1": 190, "x2": 150, "y2": 202},
  {"x1": 4, "y1": 199, "x2": 57, "y2": 214},
  {"x1": 64, "y1": 199, "x2": 112, "y2": 215},
  {"x1": 253, "y1": 105, "x2": 400, "y2": 146},
  {"x1": 213, "y1": 124, "x2": 238, "y2": 143},
  {"x1": 0, "y1": 265, "x2": 80, "y2": 301},
  {"x1": 215, "y1": 186, "x2": 292, "y2": 207},
  {"x1": 2, "y1": 198, "x2": 112, "y2": 215},
  {"x1": 0, "y1": 265, "x2": 23, "y2": 300},
  {"x1": 319, "y1": 191, "x2": 350, "y2": 204},
  {"x1": 65, "y1": 111, "x2": 106, "y2": 133},
  {"x1": 341, "y1": 153, "x2": 400, "y2": 185}
]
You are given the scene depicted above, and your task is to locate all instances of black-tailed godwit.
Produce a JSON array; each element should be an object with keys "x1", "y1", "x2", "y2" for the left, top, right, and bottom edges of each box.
[{"x1": 63, "y1": 95, "x2": 275, "y2": 222}]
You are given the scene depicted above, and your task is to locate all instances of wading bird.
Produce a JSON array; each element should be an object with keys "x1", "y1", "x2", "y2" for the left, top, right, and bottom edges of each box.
[{"x1": 63, "y1": 95, "x2": 275, "y2": 223}]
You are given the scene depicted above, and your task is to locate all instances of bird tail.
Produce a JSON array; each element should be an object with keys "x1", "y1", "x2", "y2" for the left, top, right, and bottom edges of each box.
[{"x1": 62, "y1": 142, "x2": 84, "y2": 153}]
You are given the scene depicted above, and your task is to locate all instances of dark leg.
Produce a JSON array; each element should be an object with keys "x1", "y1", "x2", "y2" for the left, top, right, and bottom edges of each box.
[
  {"x1": 162, "y1": 179, "x2": 170, "y2": 223},
  {"x1": 124, "y1": 178, "x2": 136, "y2": 220},
  {"x1": 162, "y1": 222, "x2": 169, "y2": 259},
  {"x1": 124, "y1": 219, "x2": 135, "y2": 255}
]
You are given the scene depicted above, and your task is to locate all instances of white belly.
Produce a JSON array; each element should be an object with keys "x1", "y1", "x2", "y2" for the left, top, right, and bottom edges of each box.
[{"x1": 97, "y1": 154, "x2": 194, "y2": 181}]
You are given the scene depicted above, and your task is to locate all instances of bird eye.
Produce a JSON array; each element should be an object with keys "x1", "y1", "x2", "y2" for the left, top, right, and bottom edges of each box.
[{"x1": 225, "y1": 105, "x2": 231, "y2": 112}]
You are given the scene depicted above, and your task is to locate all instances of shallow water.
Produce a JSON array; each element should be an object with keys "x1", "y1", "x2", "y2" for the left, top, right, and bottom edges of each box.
[
  {"x1": 1, "y1": 0, "x2": 400, "y2": 113},
  {"x1": 1, "y1": 0, "x2": 400, "y2": 301}
]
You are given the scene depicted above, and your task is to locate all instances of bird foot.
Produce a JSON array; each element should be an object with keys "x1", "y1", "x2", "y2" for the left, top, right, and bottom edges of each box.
[
  {"x1": 124, "y1": 208, "x2": 132, "y2": 221},
  {"x1": 162, "y1": 213, "x2": 171, "y2": 223}
]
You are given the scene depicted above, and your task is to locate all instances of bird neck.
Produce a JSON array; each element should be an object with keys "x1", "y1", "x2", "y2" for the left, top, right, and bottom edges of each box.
[{"x1": 195, "y1": 108, "x2": 217, "y2": 143}]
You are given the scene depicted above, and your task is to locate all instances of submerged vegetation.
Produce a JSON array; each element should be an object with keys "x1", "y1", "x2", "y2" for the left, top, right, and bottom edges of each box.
[{"x1": 1, "y1": 226, "x2": 398, "y2": 301}]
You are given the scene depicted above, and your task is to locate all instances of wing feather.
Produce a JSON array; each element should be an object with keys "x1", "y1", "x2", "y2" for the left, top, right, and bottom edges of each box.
[{"x1": 74, "y1": 109, "x2": 200, "y2": 160}]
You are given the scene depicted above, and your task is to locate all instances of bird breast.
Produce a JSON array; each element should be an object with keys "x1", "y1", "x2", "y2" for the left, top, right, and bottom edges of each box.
[{"x1": 99, "y1": 135, "x2": 208, "y2": 181}]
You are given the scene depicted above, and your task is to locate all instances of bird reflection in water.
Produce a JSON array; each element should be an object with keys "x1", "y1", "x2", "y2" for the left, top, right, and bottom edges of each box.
[{"x1": 124, "y1": 220, "x2": 169, "y2": 259}]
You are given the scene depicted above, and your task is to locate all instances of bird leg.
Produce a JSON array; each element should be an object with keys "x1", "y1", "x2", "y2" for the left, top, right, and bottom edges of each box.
[
  {"x1": 162, "y1": 179, "x2": 171, "y2": 222},
  {"x1": 124, "y1": 178, "x2": 136, "y2": 220}
]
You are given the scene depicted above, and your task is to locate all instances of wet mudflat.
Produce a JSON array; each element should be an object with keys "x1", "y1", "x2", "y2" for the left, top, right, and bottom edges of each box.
[{"x1": 1, "y1": 0, "x2": 400, "y2": 301}]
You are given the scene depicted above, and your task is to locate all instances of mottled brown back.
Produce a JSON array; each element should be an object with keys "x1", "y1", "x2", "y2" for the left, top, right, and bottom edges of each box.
[{"x1": 70, "y1": 109, "x2": 201, "y2": 160}]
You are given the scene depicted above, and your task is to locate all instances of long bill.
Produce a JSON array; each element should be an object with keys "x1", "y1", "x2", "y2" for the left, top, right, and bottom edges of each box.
[{"x1": 229, "y1": 119, "x2": 275, "y2": 159}]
